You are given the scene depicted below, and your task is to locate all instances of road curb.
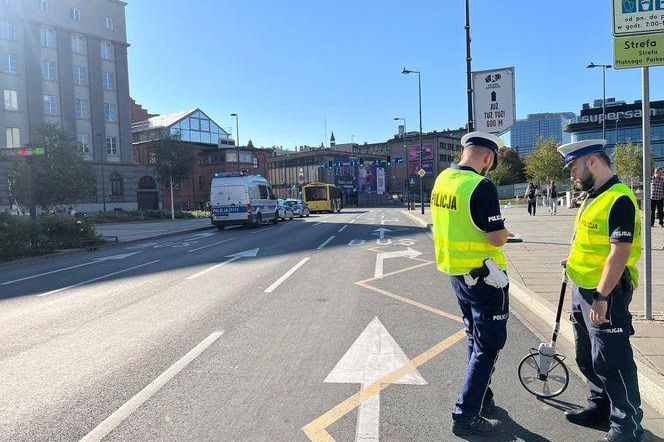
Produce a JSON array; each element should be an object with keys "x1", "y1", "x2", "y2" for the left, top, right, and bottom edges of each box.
[
  {"x1": 509, "y1": 280, "x2": 664, "y2": 418},
  {"x1": 399, "y1": 209, "x2": 429, "y2": 228},
  {"x1": 0, "y1": 224, "x2": 215, "y2": 270}
]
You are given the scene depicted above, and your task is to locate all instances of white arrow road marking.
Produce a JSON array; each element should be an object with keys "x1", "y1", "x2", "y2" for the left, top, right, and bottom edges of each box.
[
  {"x1": 316, "y1": 236, "x2": 335, "y2": 250},
  {"x1": 371, "y1": 228, "x2": 393, "y2": 240},
  {"x1": 36, "y1": 260, "x2": 160, "y2": 297},
  {"x1": 324, "y1": 317, "x2": 426, "y2": 442},
  {"x1": 187, "y1": 238, "x2": 235, "y2": 253},
  {"x1": 1, "y1": 252, "x2": 143, "y2": 285},
  {"x1": 264, "y1": 257, "x2": 310, "y2": 293},
  {"x1": 374, "y1": 248, "x2": 422, "y2": 279},
  {"x1": 185, "y1": 248, "x2": 259, "y2": 280},
  {"x1": 80, "y1": 331, "x2": 225, "y2": 442}
]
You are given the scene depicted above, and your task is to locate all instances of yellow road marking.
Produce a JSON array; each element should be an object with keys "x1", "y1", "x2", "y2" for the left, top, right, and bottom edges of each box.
[{"x1": 302, "y1": 329, "x2": 467, "y2": 441}]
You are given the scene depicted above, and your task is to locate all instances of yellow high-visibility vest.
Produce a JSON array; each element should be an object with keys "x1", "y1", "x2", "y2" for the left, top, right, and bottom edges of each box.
[
  {"x1": 567, "y1": 183, "x2": 641, "y2": 289},
  {"x1": 431, "y1": 168, "x2": 507, "y2": 275}
]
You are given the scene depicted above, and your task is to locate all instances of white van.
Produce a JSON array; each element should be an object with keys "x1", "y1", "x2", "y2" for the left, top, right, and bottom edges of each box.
[{"x1": 209, "y1": 174, "x2": 278, "y2": 230}]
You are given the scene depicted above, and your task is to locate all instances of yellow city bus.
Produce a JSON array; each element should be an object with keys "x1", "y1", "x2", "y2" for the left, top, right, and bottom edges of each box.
[{"x1": 302, "y1": 182, "x2": 342, "y2": 213}]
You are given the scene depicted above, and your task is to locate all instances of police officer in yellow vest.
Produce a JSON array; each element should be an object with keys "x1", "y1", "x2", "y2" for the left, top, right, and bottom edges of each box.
[
  {"x1": 558, "y1": 140, "x2": 644, "y2": 442},
  {"x1": 432, "y1": 132, "x2": 511, "y2": 436}
]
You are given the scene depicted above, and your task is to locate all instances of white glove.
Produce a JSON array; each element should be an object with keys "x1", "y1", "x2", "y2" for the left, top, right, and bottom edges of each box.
[{"x1": 483, "y1": 258, "x2": 509, "y2": 289}]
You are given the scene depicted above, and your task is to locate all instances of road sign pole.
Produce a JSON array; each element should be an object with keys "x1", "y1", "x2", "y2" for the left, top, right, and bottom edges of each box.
[{"x1": 642, "y1": 66, "x2": 653, "y2": 320}]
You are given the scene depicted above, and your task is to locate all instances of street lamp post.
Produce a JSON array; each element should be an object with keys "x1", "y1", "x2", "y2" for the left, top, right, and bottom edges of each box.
[
  {"x1": 230, "y1": 113, "x2": 240, "y2": 173},
  {"x1": 402, "y1": 68, "x2": 424, "y2": 214},
  {"x1": 587, "y1": 62, "x2": 612, "y2": 139}
]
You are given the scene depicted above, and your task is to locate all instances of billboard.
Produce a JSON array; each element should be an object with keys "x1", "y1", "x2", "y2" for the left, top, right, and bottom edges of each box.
[
  {"x1": 472, "y1": 67, "x2": 515, "y2": 134},
  {"x1": 408, "y1": 144, "x2": 433, "y2": 161}
]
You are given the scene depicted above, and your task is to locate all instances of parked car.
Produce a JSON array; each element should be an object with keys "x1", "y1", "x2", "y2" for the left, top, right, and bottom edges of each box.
[
  {"x1": 284, "y1": 199, "x2": 310, "y2": 217},
  {"x1": 209, "y1": 174, "x2": 278, "y2": 230},
  {"x1": 277, "y1": 199, "x2": 294, "y2": 220}
]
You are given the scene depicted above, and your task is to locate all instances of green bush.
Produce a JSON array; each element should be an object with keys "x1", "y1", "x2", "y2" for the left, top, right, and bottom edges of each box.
[
  {"x1": 0, "y1": 213, "x2": 34, "y2": 261},
  {"x1": 38, "y1": 214, "x2": 99, "y2": 249}
]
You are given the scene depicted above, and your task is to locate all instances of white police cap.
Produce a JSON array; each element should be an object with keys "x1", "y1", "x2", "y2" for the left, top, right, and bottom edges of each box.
[
  {"x1": 557, "y1": 139, "x2": 607, "y2": 168},
  {"x1": 460, "y1": 131, "x2": 505, "y2": 171}
]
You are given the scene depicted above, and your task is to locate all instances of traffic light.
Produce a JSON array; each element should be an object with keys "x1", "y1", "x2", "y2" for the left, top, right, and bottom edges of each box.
[
  {"x1": 386, "y1": 155, "x2": 391, "y2": 166},
  {"x1": 359, "y1": 157, "x2": 364, "y2": 167}
]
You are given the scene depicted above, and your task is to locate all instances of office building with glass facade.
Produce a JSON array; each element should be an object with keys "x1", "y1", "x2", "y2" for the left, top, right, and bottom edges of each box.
[
  {"x1": 510, "y1": 113, "x2": 576, "y2": 156},
  {"x1": 566, "y1": 99, "x2": 664, "y2": 166}
]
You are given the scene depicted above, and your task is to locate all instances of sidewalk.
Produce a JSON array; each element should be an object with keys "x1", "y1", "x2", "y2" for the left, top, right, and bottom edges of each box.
[
  {"x1": 402, "y1": 204, "x2": 664, "y2": 415},
  {"x1": 95, "y1": 218, "x2": 214, "y2": 243}
]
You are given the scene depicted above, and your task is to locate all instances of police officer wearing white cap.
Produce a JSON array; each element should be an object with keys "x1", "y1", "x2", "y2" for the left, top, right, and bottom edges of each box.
[
  {"x1": 431, "y1": 131, "x2": 511, "y2": 436},
  {"x1": 558, "y1": 140, "x2": 644, "y2": 442}
]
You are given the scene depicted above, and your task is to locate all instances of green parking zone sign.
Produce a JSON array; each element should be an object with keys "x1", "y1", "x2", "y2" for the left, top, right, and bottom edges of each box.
[{"x1": 614, "y1": 33, "x2": 664, "y2": 69}]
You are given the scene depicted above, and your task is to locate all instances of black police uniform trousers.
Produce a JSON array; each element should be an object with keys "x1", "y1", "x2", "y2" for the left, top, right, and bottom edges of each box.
[
  {"x1": 571, "y1": 270, "x2": 644, "y2": 439},
  {"x1": 450, "y1": 275, "x2": 509, "y2": 422}
]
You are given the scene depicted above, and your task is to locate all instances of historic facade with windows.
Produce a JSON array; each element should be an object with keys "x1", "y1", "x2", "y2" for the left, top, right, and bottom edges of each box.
[
  {"x1": 132, "y1": 107, "x2": 268, "y2": 210},
  {"x1": 566, "y1": 99, "x2": 664, "y2": 166},
  {"x1": 0, "y1": 0, "x2": 153, "y2": 212}
]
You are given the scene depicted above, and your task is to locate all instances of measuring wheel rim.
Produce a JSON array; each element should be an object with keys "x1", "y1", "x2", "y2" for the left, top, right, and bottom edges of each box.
[{"x1": 518, "y1": 350, "x2": 569, "y2": 398}]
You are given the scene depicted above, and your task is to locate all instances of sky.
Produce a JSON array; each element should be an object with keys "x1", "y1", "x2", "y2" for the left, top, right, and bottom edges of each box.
[{"x1": 126, "y1": 0, "x2": 664, "y2": 150}]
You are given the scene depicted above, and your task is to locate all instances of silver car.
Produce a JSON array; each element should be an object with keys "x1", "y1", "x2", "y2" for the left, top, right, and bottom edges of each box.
[{"x1": 285, "y1": 199, "x2": 310, "y2": 217}]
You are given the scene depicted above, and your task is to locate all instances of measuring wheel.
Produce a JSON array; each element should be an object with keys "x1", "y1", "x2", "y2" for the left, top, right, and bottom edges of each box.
[{"x1": 518, "y1": 348, "x2": 569, "y2": 398}]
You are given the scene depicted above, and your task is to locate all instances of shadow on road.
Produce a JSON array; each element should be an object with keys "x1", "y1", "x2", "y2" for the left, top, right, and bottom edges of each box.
[{"x1": 453, "y1": 406, "x2": 551, "y2": 442}]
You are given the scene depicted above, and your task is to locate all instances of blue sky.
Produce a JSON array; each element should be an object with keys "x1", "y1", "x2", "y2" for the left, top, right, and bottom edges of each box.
[{"x1": 126, "y1": 0, "x2": 664, "y2": 149}]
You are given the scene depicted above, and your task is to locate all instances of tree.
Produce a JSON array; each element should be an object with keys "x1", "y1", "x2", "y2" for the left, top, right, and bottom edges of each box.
[
  {"x1": 489, "y1": 147, "x2": 527, "y2": 185},
  {"x1": 149, "y1": 131, "x2": 196, "y2": 219},
  {"x1": 8, "y1": 124, "x2": 95, "y2": 211},
  {"x1": 525, "y1": 137, "x2": 566, "y2": 183},
  {"x1": 613, "y1": 141, "x2": 646, "y2": 189}
]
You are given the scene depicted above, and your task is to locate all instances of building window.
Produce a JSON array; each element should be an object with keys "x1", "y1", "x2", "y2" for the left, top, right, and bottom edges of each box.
[
  {"x1": 41, "y1": 59, "x2": 56, "y2": 80},
  {"x1": 71, "y1": 33, "x2": 86, "y2": 54},
  {"x1": 106, "y1": 136, "x2": 117, "y2": 155},
  {"x1": 40, "y1": 1, "x2": 48, "y2": 12},
  {"x1": 101, "y1": 41, "x2": 113, "y2": 60},
  {"x1": 42, "y1": 95, "x2": 57, "y2": 115},
  {"x1": 104, "y1": 17, "x2": 114, "y2": 30},
  {"x1": 1, "y1": 19, "x2": 16, "y2": 41},
  {"x1": 253, "y1": 156, "x2": 258, "y2": 168},
  {"x1": 199, "y1": 176, "x2": 204, "y2": 190},
  {"x1": 40, "y1": 27, "x2": 55, "y2": 47},
  {"x1": 76, "y1": 133, "x2": 89, "y2": 153},
  {"x1": 110, "y1": 173, "x2": 123, "y2": 196},
  {"x1": 4, "y1": 89, "x2": 17, "y2": 111},
  {"x1": 104, "y1": 103, "x2": 117, "y2": 122},
  {"x1": 6, "y1": 127, "x2": 20, "y2": 148},
  {"x1": 70, "y1": 7, "x2": 80, "y2": 20},
  {"x1": 74, "y1": 98, "x2": 89, "y2": 119},
  {"x1": 3, "y1": 53, "x2": 16, "y2": 74},
  {"x1": 102, "y1": 72, "x2": 115, "y2": 91},
  {"x1": 73, "y1": 66, "x2": 87, "y2": 85}
]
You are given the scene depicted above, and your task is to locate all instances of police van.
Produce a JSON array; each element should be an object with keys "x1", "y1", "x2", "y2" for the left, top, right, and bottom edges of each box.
[{"x1": 209, "y1": 174, "x2": 278, "y2": 230}]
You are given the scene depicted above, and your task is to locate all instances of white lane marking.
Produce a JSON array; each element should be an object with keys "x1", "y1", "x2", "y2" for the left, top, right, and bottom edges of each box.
[
  {"x1": 264, "y1": 257, "x2": 310, "y2": 293},
  {"x1": 36, "y1": 260, "x2": 160, "y2": 297},
  {"x1": 187, "y1": 238, "x2": 235, "y2": 253},
  {"x1": 338, "y1": 225, "x2": 348, "y2": 232},
  {"x1": 250, "y1": 226, "x2": 275, "y2": 234},
  {"x1": 1, "y1": 252, "x2": 142, "y2": 285},
  {"x1": 324, "y1": 317, "x2": 426, "y2": 442},
  {"x1": 185, "y1": 248, "x2": 259, "y2": 280},
  {"x1": 374, "y1": 248, "x2": 422, "y2": 278},
  {"x1": 316, "y1": 236, "x2": 336, "y2": 250},
  {"x1": 79, "y1": 331, "x2": 225, "y2": 442}
]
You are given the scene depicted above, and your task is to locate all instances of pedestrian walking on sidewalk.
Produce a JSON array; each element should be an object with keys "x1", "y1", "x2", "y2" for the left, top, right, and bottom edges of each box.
[
  {"x1": 650, "y1": 167, "x2": 664, "y2": 227},
  {"x1": 525, "y1": 183, "x2": 537, "y2": 216},
  {"x1": 547, "y1": 181, "x2": 558, "y2": 215},
  {"x1": 557, "y1": 139, "x2": 644, "y2": 442},
  {"x1": 431, "y1": 131, "x2": 511, "y2": 437}
]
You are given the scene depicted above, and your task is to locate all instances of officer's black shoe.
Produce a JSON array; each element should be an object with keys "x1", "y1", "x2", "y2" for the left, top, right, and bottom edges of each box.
[
  {"x1": 599, "y1": 429, "x2": 645, "y2": 442},
  {"x1": 451, "y1": 415, "x2": 501, "y2": 436},
  {"x1": 481, "y1": 397, "x2": 496, "y2": 417},
  {"x1": 564, "y1": 407, "x2": 610, "y2": 429}
]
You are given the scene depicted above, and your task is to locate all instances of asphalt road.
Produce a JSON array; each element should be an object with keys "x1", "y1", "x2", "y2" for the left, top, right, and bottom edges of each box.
[{"x1": 0, "y1": 208, "x2": 661, "y2": 441}]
